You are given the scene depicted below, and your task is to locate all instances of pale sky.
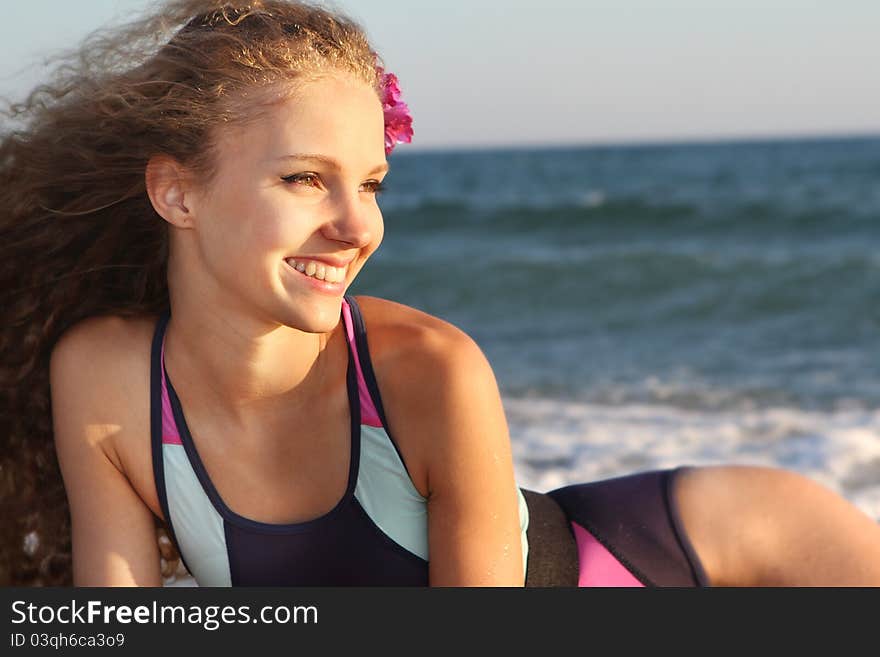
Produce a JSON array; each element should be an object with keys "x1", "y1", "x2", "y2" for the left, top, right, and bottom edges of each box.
[{"x1": 2, "y1": 1, "x2": 878, "y2": 149}]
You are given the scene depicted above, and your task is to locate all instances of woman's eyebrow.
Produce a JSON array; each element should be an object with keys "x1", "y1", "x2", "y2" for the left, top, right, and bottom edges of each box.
[{"x1": 275, "y1": 153, "x2": 389, "y2": 176}]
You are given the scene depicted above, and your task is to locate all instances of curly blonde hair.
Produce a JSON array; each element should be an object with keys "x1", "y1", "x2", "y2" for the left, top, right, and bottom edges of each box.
[{"x1": 0, "y1": 0, "x2": 383, "y2": 586}]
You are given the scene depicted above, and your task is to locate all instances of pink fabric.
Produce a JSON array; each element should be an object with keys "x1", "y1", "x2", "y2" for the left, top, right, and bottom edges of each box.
[
  {"x1": 572, "y1": 522, "x2": 644, "y2": 587},
  {"x1": 159, "y1": 338, "x2": 183, "y2": 446},
  {"x1": 341, "y1": 299, "x2": 383, "y2": 428}
]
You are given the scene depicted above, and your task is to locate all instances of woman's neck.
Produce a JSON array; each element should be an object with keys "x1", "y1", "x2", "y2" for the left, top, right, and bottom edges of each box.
[{"x1": 162, "y1": 302, "x2": 344, "y2": 434}]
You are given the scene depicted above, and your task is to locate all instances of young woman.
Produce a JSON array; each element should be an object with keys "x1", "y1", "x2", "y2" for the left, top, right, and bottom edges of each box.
[{"x1": 2, "y1": 0, "x2": 878, "y2": 587}]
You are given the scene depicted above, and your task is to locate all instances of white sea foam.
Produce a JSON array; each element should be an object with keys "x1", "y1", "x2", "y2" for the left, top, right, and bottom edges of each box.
[{"x1": 505, "y1": 396, "x2": 880, "y2": 521}]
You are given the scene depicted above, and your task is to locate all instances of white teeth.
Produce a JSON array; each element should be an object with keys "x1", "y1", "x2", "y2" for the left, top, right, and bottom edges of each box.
[{"x1": 286, "y1": 258, "x2": 347, "y2": 284}]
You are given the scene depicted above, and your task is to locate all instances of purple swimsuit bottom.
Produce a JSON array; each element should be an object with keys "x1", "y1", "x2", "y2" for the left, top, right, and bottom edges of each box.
[{"x1": 526, "y1": 469, "x2": 709, "y2": 587}]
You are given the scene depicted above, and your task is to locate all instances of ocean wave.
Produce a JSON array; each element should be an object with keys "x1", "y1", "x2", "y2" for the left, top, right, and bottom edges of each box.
[
  {"x1": 364, "y1": 244, "x2": 880, "y2": 325},
  {"x1": 504, "y1": 396, "x2": 880, "y2": 521},
  {"x1": 381, "y1": 197, "x2": 878, "y2": 242}
]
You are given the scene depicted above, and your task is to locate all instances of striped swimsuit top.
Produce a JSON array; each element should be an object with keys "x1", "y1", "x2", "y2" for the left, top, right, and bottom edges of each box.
[{"x1": 150, "y1": 295, "x2": 530, "y2": 586}]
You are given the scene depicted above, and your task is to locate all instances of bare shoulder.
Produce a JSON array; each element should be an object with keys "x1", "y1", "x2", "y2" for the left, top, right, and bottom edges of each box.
[
  {"x1": 50, "y1": 313, "x2": 156, "y2": 426},
  {"x1": 352, "y1": 295, "x2": 488, "y2": 378},
  {"x1": 351, "y1": 296, "x2": 503, "y2": 494},
  {"x1": 52, "y1": 312, "x2": 156, "y2": 361},
  {"x1": 50, "y1": 313, "x2": 159, "y2": 501}
]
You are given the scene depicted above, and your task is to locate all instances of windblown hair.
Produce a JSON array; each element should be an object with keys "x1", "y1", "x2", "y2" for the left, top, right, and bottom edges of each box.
[{"x1": 0, "y1": 0, "x2": 383, "y2": 585}]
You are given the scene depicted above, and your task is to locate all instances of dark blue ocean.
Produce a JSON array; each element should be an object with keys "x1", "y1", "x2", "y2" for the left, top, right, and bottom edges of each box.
[{"x1": 349, "y1": 136, "x2": 880, "y2": 518}]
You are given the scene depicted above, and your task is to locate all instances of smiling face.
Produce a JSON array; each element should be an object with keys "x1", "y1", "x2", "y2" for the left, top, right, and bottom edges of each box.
[{"x1": 178, "y1": 73, "x2": 387, "y2": 333}]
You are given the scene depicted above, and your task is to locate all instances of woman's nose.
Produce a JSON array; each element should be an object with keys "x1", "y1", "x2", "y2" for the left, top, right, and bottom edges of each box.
[{"x1": 322, "y1": 191, "x2": 376, "y2": 248}]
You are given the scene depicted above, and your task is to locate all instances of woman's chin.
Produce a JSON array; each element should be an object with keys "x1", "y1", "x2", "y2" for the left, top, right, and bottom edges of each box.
[{"x1": 282, "y1": 296, "x2": 345, "y2": 333}]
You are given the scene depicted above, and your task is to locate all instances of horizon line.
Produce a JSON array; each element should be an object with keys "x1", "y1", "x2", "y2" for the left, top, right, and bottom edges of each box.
[{"x1": 397, "y1": 129, "x2": 880, "y2": 155}]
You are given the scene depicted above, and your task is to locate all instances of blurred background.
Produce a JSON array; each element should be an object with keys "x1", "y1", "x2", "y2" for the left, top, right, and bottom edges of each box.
[{"x1": 4, "y1": 1, "x2": 879, "y2": 520}]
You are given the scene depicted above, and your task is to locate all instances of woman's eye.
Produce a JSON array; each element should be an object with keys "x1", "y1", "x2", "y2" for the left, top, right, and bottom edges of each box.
[
  {"x1": 281, "y1": 173, "x2": 321, "y2": 188},
  {"x1": 281, "y1": 173, "x2": 384, "y2": 195},
  {"x1": 361, "y1": 180, "x2": 386, "y2": 195}
]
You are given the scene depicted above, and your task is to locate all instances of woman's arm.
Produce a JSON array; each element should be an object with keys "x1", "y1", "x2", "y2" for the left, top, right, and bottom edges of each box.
[
  {"x1": 371, "y1": 303, "x2": 524, "y2": 586},
  {"x1": 50, "y1": 321, "x2": 162, "y2": 586}
]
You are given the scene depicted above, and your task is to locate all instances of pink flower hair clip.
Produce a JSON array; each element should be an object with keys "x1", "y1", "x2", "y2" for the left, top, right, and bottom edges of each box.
[{"x1": 378, "y1": 67, "x2": 413, "y2": 155}]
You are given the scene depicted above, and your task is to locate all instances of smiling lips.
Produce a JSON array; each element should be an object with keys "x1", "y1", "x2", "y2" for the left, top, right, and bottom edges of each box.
[{"x1": 284, "y1": 258, "x2": 348, "y2": 284}]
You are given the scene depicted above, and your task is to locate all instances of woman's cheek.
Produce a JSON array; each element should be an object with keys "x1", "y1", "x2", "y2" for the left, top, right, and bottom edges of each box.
[
  {"x1": 235, "y1": 208, "x2": 289, "y2": 258},
  {"x1": 370, "y1": 212, "x2": 386, "y2": 253}
]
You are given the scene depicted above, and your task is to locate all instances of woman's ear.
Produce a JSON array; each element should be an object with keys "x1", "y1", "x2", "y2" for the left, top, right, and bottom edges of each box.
[{"x1": 145, "y1": 155, "x2": 195, "y2": 228}]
